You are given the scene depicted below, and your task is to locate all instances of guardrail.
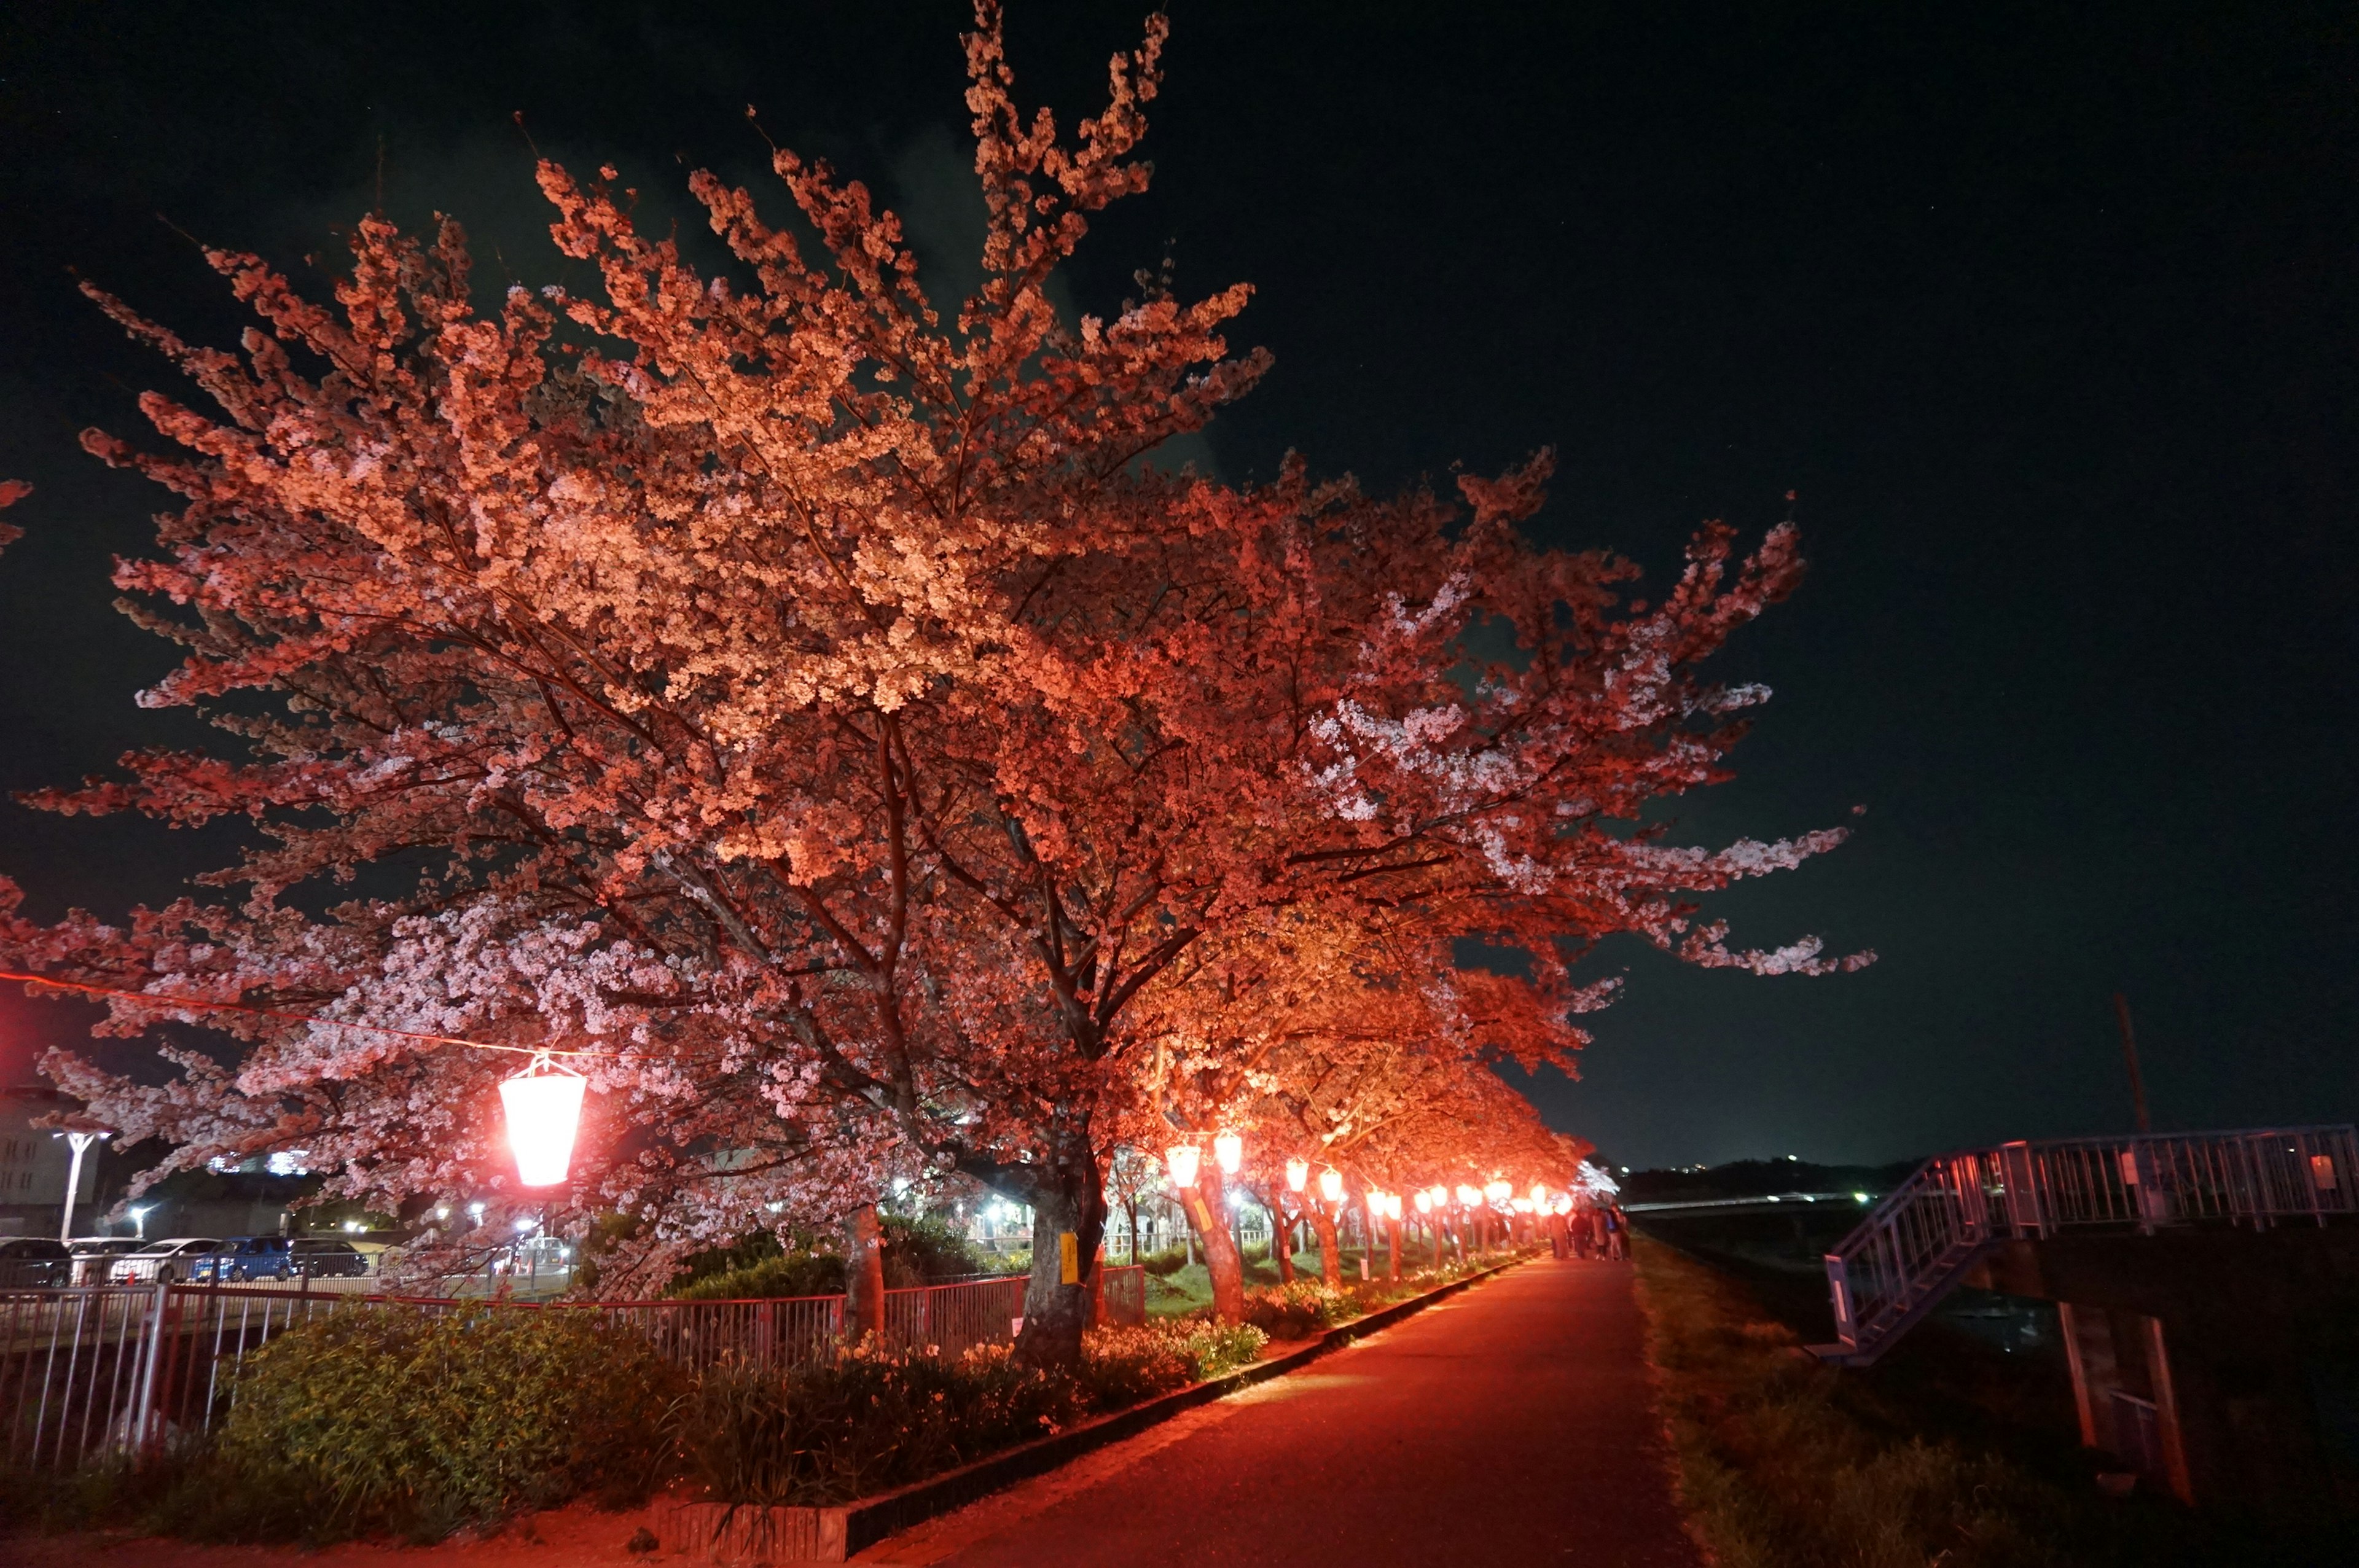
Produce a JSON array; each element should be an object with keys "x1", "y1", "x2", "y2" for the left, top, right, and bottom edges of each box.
[
  {"x1": 2, "y1": 1261, "x2": 1149, "y2": 1472},
  {"x1": 1820, "y1": 1125, "x2": 2357, "y2": 1365}
]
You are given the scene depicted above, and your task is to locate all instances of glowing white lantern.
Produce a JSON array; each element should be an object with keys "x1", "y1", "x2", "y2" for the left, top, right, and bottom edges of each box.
[
  {"x1": 1214, "y1": 1131, "x2": 1244, "y2": 1176},
  {"x1": 1485, "y1": 1179, "x2": 1512, "y2": 1204},
  {"x1": 1457, "y1": 1184, "x2": 1481, "y2": 1207},
  {"x1": 1165, "y1": 1144, "x2": 1202, "y2": 1188},
  {"x1": 1530, "y1": 1183, "x2": 1548, "y2": 1208},
  {"x1": 500, "y1": 1056, "x2": 586, "y2": 1187},
  {"x1": 1414, "y1": 1190, "x2": 1434, "y2": 1215},
  {"x1": 1318, "y1": 1168, "x2": 1345, "y2": 1204},
  {"x1": 1385, "y1": 1193, "x2": 1404, "y2": 1222},
  {"x1": 1428, "y1": 1185, "x2": 1448, "y2": 1209},
  {"x1": 1511, "y1": 1198, "x2": 1535, "y2": 1214},
  {"x1": 1286, "y1": 1156, "x2": 1310, "y2": 1192}
]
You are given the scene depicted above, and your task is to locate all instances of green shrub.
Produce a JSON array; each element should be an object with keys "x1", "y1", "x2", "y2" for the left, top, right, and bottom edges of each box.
[
  {"x1": 212, "y1": 1304, "x2": 678, "y2": 1540},
  {"x1": 881, "y1": 1212, "x2": 992, "y2": 1284},
  {"x1": 675, "y1": 1343, "x2": 1079, "y2": 1507},
  {"x1": 1137, "y1": 1244, "x2": 1189, "y2": 1276},
  {"x1": 673, "y1": 1249, "x2": 846, "y2": 1301}
]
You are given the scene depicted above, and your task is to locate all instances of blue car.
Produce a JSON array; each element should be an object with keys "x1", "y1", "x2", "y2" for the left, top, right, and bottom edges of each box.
[{"x1": 189, "y1": 1236, "x2": 296, "y2": 1282}]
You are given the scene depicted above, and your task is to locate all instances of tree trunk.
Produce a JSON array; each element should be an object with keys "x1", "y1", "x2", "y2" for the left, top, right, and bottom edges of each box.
[
  {"x1": 1181, "y1": 1163, "x2": 1247, "y2": 1322},
  {"x1": 1008, "y1": 1129, "x2": 1106, "y2": 1371},
  {"x1": 843, "y1": 1203, "x2": 885, "y2": 1346},
  {"x1": 1386, "y1": 1217, "x2": 1402, "y2": 1282},
  {"x1": 1310, "y1": 1204, "x2": 1342, "y2": 1287},
  {"x1": 1272, "y1": 1201, "x2": 1296, "y2": 1284}
]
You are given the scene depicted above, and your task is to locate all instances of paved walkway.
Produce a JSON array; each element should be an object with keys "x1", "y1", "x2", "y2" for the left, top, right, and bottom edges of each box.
[{"x1": 861, "y1": 1258, "x2": 1702, "y2": 1567}]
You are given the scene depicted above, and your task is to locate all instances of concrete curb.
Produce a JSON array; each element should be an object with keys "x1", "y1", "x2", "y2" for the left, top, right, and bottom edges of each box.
[{"x1": 833, "y1": 1251, "x2": 1532, "y2": 1558}]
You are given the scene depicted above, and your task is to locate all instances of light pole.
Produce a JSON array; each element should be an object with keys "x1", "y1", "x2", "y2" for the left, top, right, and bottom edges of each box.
[
  {"x1": 55, "y1": 1129, "x2": 110, "y2": 1242},
  {"x1": 129, "y1": 1204, "x2": 153, "y2": 1241}
]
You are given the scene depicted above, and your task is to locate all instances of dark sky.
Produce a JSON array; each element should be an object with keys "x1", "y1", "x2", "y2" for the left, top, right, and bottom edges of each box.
[{"x1": 2, "y1": 1, "x2": 2355, "y2": 1169}]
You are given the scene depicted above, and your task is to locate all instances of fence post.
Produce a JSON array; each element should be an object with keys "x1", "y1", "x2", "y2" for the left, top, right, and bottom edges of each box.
[{"x1": 128, "y1": 1279, "x2": 171, "y2": 1464}]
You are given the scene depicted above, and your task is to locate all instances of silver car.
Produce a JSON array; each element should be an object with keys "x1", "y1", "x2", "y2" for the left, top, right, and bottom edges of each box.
[
  {"x1": 66, "y1": 1236, "x2": 143, "y2": 1285},
  {"x1": 107, "y1": 1238, "x2": 222, "y2": 1284}
]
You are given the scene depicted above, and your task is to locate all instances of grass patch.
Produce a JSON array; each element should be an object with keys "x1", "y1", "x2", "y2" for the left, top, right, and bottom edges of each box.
[{"x1": 1630, "y1": 1236, "x2": 2328, "y2": 1567}]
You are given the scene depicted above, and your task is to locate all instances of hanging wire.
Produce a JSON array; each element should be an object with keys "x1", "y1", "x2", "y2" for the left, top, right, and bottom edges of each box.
[{"x1": 0, "y1": 970, "x2": 600, "y2": 1058}]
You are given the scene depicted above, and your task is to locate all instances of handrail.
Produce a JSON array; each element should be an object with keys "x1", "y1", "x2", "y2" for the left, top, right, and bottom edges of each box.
[{"x1": 1820, "y1": 1125, "x2": 2357, "y2": 1363}]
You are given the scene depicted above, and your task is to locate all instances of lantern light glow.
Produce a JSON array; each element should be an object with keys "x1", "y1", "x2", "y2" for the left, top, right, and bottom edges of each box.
[
  {"x1": 1385, "y1": 1193, "x2": 1404, "y2": 1221},
  {"x1": 1286, "y1": 1156, "x2": 1310, "y2": 1192},
  {"x1": 1531, "y1": 1183, "x2": 1548, "y2": 1207},
  {"x1": 1485, "y1": 1179, "x2": 1512, "y2": 1204},
  {"x1": 1318, "y1": 1168, "x2": 1345, "y2": 1203},
  {"x1": 1414, "y1": 1190, "x2": 1434, "y2": 1214},
  {"x1": 1457, "y1": 1184, "x2": 1481, "y2": 1207},
  {"x1": 1165, "y1": 1144, "x2": 1202, "y2": 1188},
  {"x1": 1214, "y1": 1131, "x2": 1244, "y2": 1176},
  {"x1": 500, "y1": 1055, "x2": 587, "y2": 1187}
]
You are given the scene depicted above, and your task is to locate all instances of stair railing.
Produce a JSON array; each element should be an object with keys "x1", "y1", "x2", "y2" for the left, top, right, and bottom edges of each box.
[{"x1": 1823, "y1": 1125, "x2": 2356, "y2": 1361}]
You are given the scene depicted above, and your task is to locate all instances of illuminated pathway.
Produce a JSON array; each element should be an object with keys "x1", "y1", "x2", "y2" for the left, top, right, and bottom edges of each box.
[{"x1": 858, "y1": 1258, "x2": 1702, "y2": 1567}]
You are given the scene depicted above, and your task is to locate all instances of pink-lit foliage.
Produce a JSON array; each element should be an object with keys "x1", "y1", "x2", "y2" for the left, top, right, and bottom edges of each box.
[{"x1": 0, "y1": 5, "x2": 1864, "y2": 1362}]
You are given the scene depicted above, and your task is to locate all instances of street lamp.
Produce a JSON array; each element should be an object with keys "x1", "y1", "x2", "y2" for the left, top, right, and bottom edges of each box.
[
  {"x1": 53, "y1": 1128, "x2": 111, "y2": 1242},
  {"x1": 1213, "y1": 1131, "x2": 1244, "y2": 1176},
  {"x1": 128, "y1": 1203, "x2": 152, "y2": 1241}
]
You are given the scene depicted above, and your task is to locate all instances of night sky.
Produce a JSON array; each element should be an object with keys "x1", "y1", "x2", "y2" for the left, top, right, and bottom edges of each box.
[{"x1": 2, "y1": 2, "x2": 2355, "y2": 1169}]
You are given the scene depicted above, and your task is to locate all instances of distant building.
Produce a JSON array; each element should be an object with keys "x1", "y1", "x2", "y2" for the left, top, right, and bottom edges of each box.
[{"x1": 0, "y1": 1086, "x2": 95, "y2": 1237}]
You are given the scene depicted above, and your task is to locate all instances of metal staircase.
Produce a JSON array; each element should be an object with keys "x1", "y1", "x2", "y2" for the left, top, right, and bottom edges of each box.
[{"x1": 1812, "y1": 1124, "x2": 2357, "y2": 1365}]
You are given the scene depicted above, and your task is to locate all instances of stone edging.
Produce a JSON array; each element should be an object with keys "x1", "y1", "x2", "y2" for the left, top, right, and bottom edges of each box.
[{"x1": 835, "y1": 1251, "x2": 1530, "y2": 1558}]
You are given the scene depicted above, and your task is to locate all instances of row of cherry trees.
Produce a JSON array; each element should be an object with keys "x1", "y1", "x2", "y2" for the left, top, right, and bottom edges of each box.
[{"x1": 0, "y1": 5, "x2": 1864, "y2": 1365}]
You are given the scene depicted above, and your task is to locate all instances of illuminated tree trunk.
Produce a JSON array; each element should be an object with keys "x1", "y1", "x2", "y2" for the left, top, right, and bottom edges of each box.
[
  {"x1": 843, "y1": 1203, "x2": 885, "y2": 1346},
  {"x1": 1386, "y1": 1217, "x2": 1402, "y2": 1282},
  {"x1": 1180, "y1": 1164, "x2": 1247, "y2": 1322},
  {"x1": 1272, "y1": 1199, "x2": 1296, "y2": 1285},
  {"x1": 1004, "y1": 1126, "x2": 1107, "y2": 1371},
  {"x1": 1310, "y1": 1204, "x2": 1343, "y2": 1287}
]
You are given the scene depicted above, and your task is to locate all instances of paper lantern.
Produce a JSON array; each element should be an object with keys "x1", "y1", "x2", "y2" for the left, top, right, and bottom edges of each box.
[
  {"x1": 1365, "y1": 1188, "x2": 1385, "y2": 1214},
  {"x1": 1456, "y1": 1184, "x2": 1481, "y2": 1207},
  {"x1": 1385, "y1": 1193, "x2": 1404, "y2": 1221},
  {"x1": 1318, "y1": 1168, "x2": 1345, "y2": 1203},
  {"x1": 1165, "y1": 1144, "x2": 1202, "y2": 1188},
  {"x1": 1428, "y1": 1185, "x2": 1448, "y2": 1209},
  {"x1": 1214, "y1": 1131, "x2": 1244, "y2": 1176},
  {"x1": 1414, "y1": 1190, "x2": 1434, "y2": 1215},
  {"x1": 500, "y1": 1057, "x2": 586, "y2": 1187},
  {"x1": 1530, "y1": 1183, "x2": 1548, "y2": 1208},
  {"x1": 1484, "y1": 1179, "x2": 1512, "y2": 1204},
  {"x1": 1285, "y1": 1156, "x2": 1310, "y2": 1192}
]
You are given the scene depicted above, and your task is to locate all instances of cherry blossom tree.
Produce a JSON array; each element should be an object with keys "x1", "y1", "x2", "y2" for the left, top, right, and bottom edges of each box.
[{"x1": 0, "y1": 3, "x2": 1865, "y2": 1370}]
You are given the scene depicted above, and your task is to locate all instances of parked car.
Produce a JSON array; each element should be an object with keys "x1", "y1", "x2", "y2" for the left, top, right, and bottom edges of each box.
[
  {"x1": 189, "y1": 1235, "x2": 297, "y2": 1282},
  {"x1": 289, "y1": 1237, "x2": 370, "y2": 1278},
  {"x1": 107, "y1": 1238, "x2": 222, "y2": 1284},
  {"x1": 68, "y1": 1236, "x2": 144, "y2": 1285},
  {"x1": 0, "y1": 1236, "x2": 73, "y2": 1288}
]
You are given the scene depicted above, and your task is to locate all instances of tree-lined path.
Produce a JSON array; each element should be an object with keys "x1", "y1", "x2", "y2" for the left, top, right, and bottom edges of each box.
[{"x1": 861, "y1": 1259, "x2": 1702, "y2": 1567}]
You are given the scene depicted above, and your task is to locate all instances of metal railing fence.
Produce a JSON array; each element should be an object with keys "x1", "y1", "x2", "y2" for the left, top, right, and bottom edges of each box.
[
  {"x1": 1825, "y1": 1125, "x2": 2357, "y2": 1359},
  {"x1": 3, "y1": 1263, "x2": 1160, "y2": 1472}
]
